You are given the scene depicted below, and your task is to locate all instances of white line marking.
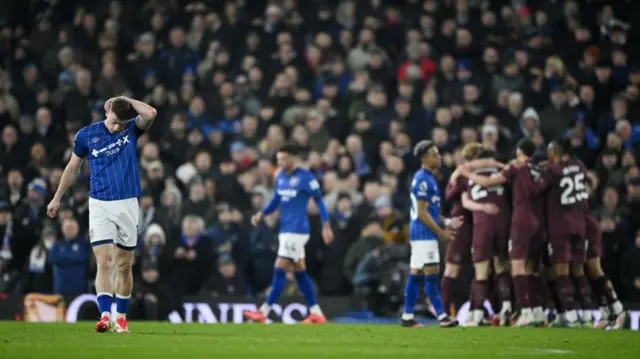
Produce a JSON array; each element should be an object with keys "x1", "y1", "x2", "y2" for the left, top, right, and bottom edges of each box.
[{"x1": 505, "y1": 347, "x2": 574, "y2": 355}]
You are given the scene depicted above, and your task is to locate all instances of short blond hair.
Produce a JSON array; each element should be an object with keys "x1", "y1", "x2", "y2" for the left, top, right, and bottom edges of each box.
[{"x1": 461, "y1": 142, "x2": 484, "y2": 161}]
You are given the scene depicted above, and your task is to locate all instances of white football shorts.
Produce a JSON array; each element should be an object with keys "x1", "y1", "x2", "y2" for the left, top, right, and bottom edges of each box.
[
  {"x1": 410, "y1": 240, "x2": 440, "y2": 269},
  {"x1": 277, "y1": 233, "x2": 310, "y2": 261},
  {"x1": 89, "y1": 197, "x2": 139, "y2": 250}
]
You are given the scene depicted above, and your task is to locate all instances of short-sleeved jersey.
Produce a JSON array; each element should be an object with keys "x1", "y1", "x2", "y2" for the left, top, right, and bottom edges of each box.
[
  {"x1": 74, "y1": 120, "x2": 143, "y2": 201},
  {"x1": 501, "y1": 162, "x2": 545, "y2": 227},
  {"x1": 270, "y1": 167, "x2": 322, "y2": 235},
  {"x1": 409, "y1": 168, "x2": 441, "y2": 241},
  {"x1": 466, "y1": 166, "x2": 510, "y2": 226},
  {"x1": 542, "y1": 159, "x2": 588, "y2": 236}
]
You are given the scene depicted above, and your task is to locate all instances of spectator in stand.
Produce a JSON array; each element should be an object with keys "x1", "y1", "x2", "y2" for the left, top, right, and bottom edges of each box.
[
  {"x1": 48, "y1": 217, "x2": 89, "y2": 295},
  {"x1": 620, "y1": 230, "x2": 640, "y2": 301}
]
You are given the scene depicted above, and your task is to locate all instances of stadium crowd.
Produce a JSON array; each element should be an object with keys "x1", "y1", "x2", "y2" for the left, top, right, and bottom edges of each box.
[{"x1": 0, "y1": 0, "x2": 640, "y2": 319}]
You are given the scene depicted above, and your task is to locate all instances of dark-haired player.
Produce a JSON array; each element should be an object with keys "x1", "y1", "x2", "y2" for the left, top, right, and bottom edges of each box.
[
  {"x1": 459, "y1": 149, "x2": 512, "y2": 326},
  {"x1": 461, "y1": 139, "x2": 547, "y2": 326},
  {"x1": 539, "y1": 139, "x2": 589, "y2": 327},
  {"x1": 244, "y1": 144, "x2": 333, "y2": 324},
  {"x1": 401, "y1": 140, "x2": 461, "y2": 328},
  {"x1": 47, "y1": 96, "x2": 158, "y2": 333}
]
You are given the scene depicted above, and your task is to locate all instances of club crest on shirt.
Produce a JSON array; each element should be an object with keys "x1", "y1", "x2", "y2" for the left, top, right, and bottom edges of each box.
[
  {"x1": 92, "y1": 137, "x2": 100, "y2": 144},
  {"x1": 289, "y1": 177, "x2": 299, "y2": 187}
]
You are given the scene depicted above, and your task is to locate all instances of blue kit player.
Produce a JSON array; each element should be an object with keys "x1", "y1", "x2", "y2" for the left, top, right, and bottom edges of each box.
[
  {"x1": 244, "y1": 144, "x2": 334, "y2": 324},
  {"x1": 47, "y1": 96, "x2": 157, "y2": 333},
  {"x1": 402, "y1": 140, "x2": 462, "y2": 328}
]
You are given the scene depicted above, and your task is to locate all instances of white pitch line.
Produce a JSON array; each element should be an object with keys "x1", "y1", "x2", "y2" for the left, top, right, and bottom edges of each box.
[{"x1": 503, "y1": 347, "x2": 575, "y2": 355}]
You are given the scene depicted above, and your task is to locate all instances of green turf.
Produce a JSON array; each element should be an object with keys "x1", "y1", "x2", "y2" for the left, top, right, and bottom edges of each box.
[{"x1": 0, "y1": 322, "x2": 637, "y2": 359}]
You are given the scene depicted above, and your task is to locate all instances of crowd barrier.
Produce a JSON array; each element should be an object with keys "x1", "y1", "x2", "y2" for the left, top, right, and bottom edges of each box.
[{"x1": 2, "y1": 293, "x2": 638, "y2": 330}]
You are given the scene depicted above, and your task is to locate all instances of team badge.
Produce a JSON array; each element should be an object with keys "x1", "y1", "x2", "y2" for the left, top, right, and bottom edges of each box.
[{"x1": 289, "y1": 177, "x2": 299, "y2": 186}]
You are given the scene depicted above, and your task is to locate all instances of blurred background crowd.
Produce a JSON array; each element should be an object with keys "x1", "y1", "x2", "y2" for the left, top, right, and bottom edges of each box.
[{"x1": 1, "y1": 0, "x2": 640, "y2": 319}]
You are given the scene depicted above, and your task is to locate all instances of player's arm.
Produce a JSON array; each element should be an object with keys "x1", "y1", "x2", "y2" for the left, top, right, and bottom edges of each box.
[
  {"x1": 262, "y1": 191, "x2": 281, "y2": 216},
  {"x1": 309, "y1": 176, "x2": 333, "y2": 244},
  {"x1": 466, "y1": 158, "x2": 506, "y2": 169},
  {"x1": 126, "y1": 97, "x2": 158, "y2": 131},
  {"x1": 52, "y1": 154, "x2": 83, "y2": 203},
  {"x1": 52, "y1": 129, "x2": 87, "y2": 206},
  {"x1": 416, "y1": 200, "x2": 448, "y2": 239},
  {"x1": 466, "y1": 172, "x2": 506, "y2": 188},
  {"x1": 461, "y1": 191, "x2": 498, "y2": 214}
]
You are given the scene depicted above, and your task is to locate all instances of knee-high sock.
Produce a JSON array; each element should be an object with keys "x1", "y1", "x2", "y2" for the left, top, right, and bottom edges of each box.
[
  {"x1": 403, "y1": 274, "x2": 423, "y2": 317},
  {"x1": 513, "y1": 275, "x2": 530, "y2": 309},
  {"x1": 441, "y1": 276, "x2": 455, "y2": 316},
  {"x1": 574, "y1": 275, "x2": 594, "y2": 310},
  {"x1": 266, "y1": 268, "x2": 287, "y2": 306},
  {"x1": 471, "y1": 280, "x2": 489, "y2": 310},
  {"x1": 554, "y1": 275, "x2": 578, "y2": 316},
  {"x1": 425, "y1": 274, "x2": 445, "y2": 318}
]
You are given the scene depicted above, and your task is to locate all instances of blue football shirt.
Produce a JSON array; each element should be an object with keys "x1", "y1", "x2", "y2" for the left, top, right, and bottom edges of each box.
[
  {"x1": 74, "y1": 120, "x2": 143, "y2": 201},
  {"x1": 263, "y1": 167, "x2": 323, "y2": 235},
  {"x1": 409, "y1": 168, "x2": 441, "y2": 241}
]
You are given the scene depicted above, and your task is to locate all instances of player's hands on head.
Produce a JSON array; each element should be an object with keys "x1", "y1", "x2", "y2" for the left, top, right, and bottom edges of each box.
[
  {"x1": 447, "y1": 216, "x2": 464, "y2": 229},
  {"x1": 46, "y1": 198, "x2": 60, "y2": 218},
  {"x1": 251, "y1": 212, "x2": 263, "y2": 226},
  {"x1": 322, "y1": 223, "x2": 334, "y2": 245},
  {"x1": 104, "y1": 96, "x2": 129, "y2": 112}
]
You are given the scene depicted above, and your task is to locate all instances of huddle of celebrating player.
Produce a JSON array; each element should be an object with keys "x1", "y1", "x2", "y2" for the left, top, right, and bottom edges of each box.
[{"x1": 433, "y1": 138, "x2": 627, "y2": 329}]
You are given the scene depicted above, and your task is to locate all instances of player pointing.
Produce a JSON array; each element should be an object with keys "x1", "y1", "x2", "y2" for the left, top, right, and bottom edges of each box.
[
  {"x1": 47, "y1": 96, "x2": 157, "y2": 333},
  {"x1": 401, "y1": 140, "x2": 461, "y2": 328},
  {"x1": 244, "y1": 144, "x2": 333, "y2": 324}
]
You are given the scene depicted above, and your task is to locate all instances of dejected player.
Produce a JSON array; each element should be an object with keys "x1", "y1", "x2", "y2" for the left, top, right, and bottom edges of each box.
[
  {"x1": 47, "y1": 96, "x2": 157, "y2": 333},
  {"x1": 460, "y1": 139, "x2": 547, "y2": 326},
  {"x1": 244, "y1": 144, "x2": 333, "y2": 324},
  {"x1": 401, "y1": 140, "x2": 461, "y2": 328}
]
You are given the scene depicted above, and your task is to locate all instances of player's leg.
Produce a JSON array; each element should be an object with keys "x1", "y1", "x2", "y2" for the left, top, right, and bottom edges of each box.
[
  {"x1": 550, "y1": 237, "x2": 580, "y2": 327},
  {"x1": 494, "y1": 227, "x2": 513, "y2": 326},
  {"x1": 585, "y1": 258, "x2": 626, "y2": 329},
  {"x1": 111, "y1": 198, "x2": 139, "y2": 333},
  {"x1": 401, "y1": 241, "x2": 426, "y2": 327},
  {"x1": 493, "y1": 257, "x2": 512, "y2": 326},
  {"x1": 570, "y1": 262, "x2": 594, "y2": 327},
  {"x1": 512, "y1": 256, "x2": 532, "y2": 326},
  {"x1": 424, "y1": 261, "x2": 458, "y2": 327},
  {"x1": 468, "y1": 260, "x2": 490, "y2": 326},
  {"x1": 468, "y1": 228, "x2": 492, "y2": 326},
  {"x1": 245, "y1": 233, "x2": 297, "y2": 323},
  {"x1": 295, "y1": 259, "x2": 326, "y2": 324},
  {"x1": 442, "y1": 262, "x2": 460, "y2": 317},
  {"x1": 93, "y1": 243, "x2": 115, "y2": 332},
  {"x1": 88, "y1": 198, "x2": 117, "y2": 333},
  {"x1": 113, "y1": 247, "x2": 134, "y2": 332},
  {"x1": 442, "y1": 221, "x2": 471, "y2": 317}
]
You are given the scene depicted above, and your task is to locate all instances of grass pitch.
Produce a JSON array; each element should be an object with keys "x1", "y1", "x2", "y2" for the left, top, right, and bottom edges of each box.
[{"x1": 1, "y1": 322, "x2": 637, "y2": 359}]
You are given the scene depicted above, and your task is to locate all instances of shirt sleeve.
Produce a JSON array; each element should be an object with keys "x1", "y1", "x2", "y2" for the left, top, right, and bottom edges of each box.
[
  {"x1": 412, "y1": 177, "x2": 430, "y2": 201},
  {"x1": 73, "y1": 128, "x2": 88, "y2": 158},
  {"x1": 305, "y1": 172, "x2": 323, "y2": 198}
]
